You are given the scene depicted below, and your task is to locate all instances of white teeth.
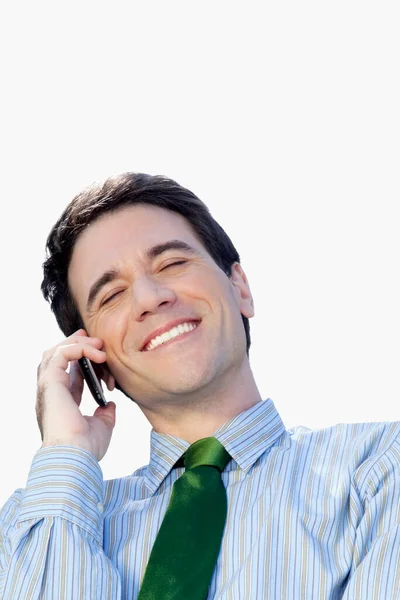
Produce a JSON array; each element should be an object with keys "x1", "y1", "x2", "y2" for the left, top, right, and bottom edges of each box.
[{"x1": 145, "y1": 322, "x2": 198, "y2": 351}]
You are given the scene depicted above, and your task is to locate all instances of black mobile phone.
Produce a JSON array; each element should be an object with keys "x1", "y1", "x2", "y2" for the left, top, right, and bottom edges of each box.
[{"x1": 78, "y1": 357, "x2": 108, "y2": 407}]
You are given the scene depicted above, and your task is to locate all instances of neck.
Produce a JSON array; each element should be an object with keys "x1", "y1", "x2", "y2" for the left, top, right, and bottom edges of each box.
[{"x1": 139, "y1": 361, "x2": 263, "y2": 443}]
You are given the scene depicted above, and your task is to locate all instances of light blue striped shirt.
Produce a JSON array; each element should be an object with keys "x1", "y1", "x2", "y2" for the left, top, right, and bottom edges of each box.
[{"x1": 1, "y1": 399, "x2": 400, "y2": 599}]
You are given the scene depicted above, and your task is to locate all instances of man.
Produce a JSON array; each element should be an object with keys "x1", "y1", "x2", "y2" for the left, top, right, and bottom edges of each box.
[{"x1": 0, "y1": 172, "x2": 399, "y2": 599}]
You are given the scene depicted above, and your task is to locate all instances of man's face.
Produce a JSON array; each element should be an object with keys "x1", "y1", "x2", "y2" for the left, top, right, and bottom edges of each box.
[{"x1": 68, "y1": 204, "x2": 254, "y2": 408}]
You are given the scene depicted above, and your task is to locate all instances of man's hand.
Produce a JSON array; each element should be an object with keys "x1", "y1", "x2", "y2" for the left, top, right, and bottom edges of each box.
[{"x1": 36, "y1": 329, "x2": 116, "y2": 462}]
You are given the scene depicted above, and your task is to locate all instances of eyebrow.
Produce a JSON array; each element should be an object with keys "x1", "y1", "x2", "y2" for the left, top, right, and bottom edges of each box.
[{"x1": 85, "y1": 240, "x2": 200, "y2": 313}]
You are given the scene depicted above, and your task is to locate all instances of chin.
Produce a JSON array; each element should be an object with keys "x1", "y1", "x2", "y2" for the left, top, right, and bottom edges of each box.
[
  {"x1": 140, "y1": 369, "x2": 217, "y2": 405},
  {"x1": 171, "y1": 360, "x2": 227, "y2": 398}
]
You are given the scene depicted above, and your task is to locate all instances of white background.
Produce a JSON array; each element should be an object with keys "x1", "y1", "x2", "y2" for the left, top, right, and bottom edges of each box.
[{"x1": 0, "y1": 2, "x2": 399, "y2": 507}]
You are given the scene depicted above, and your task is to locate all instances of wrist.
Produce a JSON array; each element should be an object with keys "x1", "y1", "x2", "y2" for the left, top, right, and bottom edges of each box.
[{"x1": 41, "y1": 438, "x2": 96, "y2": 459}]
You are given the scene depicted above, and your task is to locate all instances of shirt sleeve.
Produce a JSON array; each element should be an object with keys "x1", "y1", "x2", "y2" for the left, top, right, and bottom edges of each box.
[
  {"x1": 342, "y1": 434, "x2": 400, "y2": 599},
  {"x1": 0, "y1": 446, "x2": 121, "y2": 599}
]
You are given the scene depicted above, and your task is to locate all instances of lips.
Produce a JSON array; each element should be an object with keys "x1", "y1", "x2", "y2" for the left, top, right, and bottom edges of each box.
[{"x1": 140, "y1": 318, "x2": 201, "y2": 351}]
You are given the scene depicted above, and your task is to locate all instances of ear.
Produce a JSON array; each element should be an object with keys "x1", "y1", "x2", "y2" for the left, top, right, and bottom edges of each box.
[
  {"x1": 229, "y1": 262, "x2": 255, "y2": 319},
  {"x1": 98, "y1": 362, "x2": 116, "y2": 392}
]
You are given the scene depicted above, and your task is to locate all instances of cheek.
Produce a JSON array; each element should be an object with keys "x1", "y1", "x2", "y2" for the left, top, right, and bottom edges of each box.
[
  {"x1": 100, "y1": 316, "x2": 131, "y2": 378},
  {"x1": 192, "y1": 269, "x2": 230, "y2": 299},
  {"x1": 92, "y1": 310, "x2": 128, "y2": 349}
]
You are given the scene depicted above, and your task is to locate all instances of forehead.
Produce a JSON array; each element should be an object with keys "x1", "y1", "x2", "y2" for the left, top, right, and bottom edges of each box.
[{"x1": 68, "y1": 204, "x2": 205, "y2": 292}]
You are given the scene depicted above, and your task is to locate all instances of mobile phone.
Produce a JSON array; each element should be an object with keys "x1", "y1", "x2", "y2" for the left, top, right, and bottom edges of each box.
[{"x1": 78, "y1": 357, "x2": 108, "y2": 407}]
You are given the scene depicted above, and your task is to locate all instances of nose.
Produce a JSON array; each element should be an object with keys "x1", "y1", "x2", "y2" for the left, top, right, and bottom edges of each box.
[{"x1": 131, "y1": 275, "x2": 177, "y2": 321}]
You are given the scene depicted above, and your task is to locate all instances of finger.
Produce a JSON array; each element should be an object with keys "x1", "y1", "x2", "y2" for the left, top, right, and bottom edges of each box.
[
  {"x1": 69, "y1": 360, "x2": 84, "y2": 405},
  {"x1": 47, "y1": 343, "x2": 107, "y2": 372},
  {"x1": 103, "y1": 371, "x2": 116, "y2": 391},
  {"x1": 70, "y1": 328, "x2": 87, "y2": 337},
  {"x1": 63, "y1": 332, "x2": 104, "y2": 349},
  {"x1": 38, "y1": 338, "x2": 105, "y2": 377}
]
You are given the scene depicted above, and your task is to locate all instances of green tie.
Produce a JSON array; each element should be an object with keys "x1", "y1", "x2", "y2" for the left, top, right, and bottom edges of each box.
[{"x1": 137, "y1": 437, "x2": 231, "y2": 600}]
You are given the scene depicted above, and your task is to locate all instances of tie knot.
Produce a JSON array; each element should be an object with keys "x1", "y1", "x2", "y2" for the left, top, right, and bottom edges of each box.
[{"x1": 184, "y1": 437, "x2": 230, "y2": 472}]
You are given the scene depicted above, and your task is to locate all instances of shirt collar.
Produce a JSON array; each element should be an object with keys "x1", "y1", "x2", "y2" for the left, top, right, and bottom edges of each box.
[{"x1": 144, "y1": 399, "x2": 286, "y2": 494}]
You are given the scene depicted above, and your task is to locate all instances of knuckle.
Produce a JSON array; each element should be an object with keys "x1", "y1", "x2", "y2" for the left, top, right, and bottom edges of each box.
[
  {"x1": 37, "y1": 344, "x2": 67, "y2": 380},
  {"x1": 52, "y1": 346, "x2": 63, "y2": 359},
  {"x1": 39, "y1": 346, "x2": 56, "y2": 371}
]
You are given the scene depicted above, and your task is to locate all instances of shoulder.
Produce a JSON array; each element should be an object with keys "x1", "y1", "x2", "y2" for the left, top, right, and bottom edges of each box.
[
  {"x1": 289, "y1": 420, "x2": 400, "y2": 451},
  {"x1": 288, "y1": 421, "x2": 400, "y2": 499},
  {"x1": 0, "y1": 488, "x2": 25, "y2": 536}
]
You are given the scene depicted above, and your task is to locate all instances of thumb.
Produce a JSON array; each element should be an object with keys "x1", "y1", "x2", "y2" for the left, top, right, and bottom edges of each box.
[{"x1": 93, "y1": 401, "x2": 116, "y2": 429}]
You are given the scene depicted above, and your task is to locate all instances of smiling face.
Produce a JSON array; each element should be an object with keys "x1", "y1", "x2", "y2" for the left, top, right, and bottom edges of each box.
[{"x1": 68, "y1": 204, "x2": 254, "y2": 410}]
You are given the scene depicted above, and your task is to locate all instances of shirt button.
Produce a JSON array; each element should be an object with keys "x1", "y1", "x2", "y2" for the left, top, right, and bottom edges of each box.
[{"x1": 97, "y1": 502, "x2": 104, "y2": 514}]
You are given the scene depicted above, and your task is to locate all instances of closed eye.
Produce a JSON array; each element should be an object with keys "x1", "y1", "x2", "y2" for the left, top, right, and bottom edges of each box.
[
  {"x1": 101, "y1": 290, "x2": 123, "y2": 306},
  {"x1": 100, "y1": 261, "x2": 188, "y2": 306},
  {"x1": 160, "y1": 260, "x2": 188, "y2": 270}
]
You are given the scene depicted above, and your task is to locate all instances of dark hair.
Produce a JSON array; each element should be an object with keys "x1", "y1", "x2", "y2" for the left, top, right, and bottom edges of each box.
[{"x1": 41, "y1": 172, "x2": 251, "y2": 360}]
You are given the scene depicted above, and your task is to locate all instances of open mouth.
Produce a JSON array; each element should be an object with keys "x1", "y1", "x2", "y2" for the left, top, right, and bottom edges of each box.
[{"x1": 142, "y1": 320, "x2": 201, "y2": 352}]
